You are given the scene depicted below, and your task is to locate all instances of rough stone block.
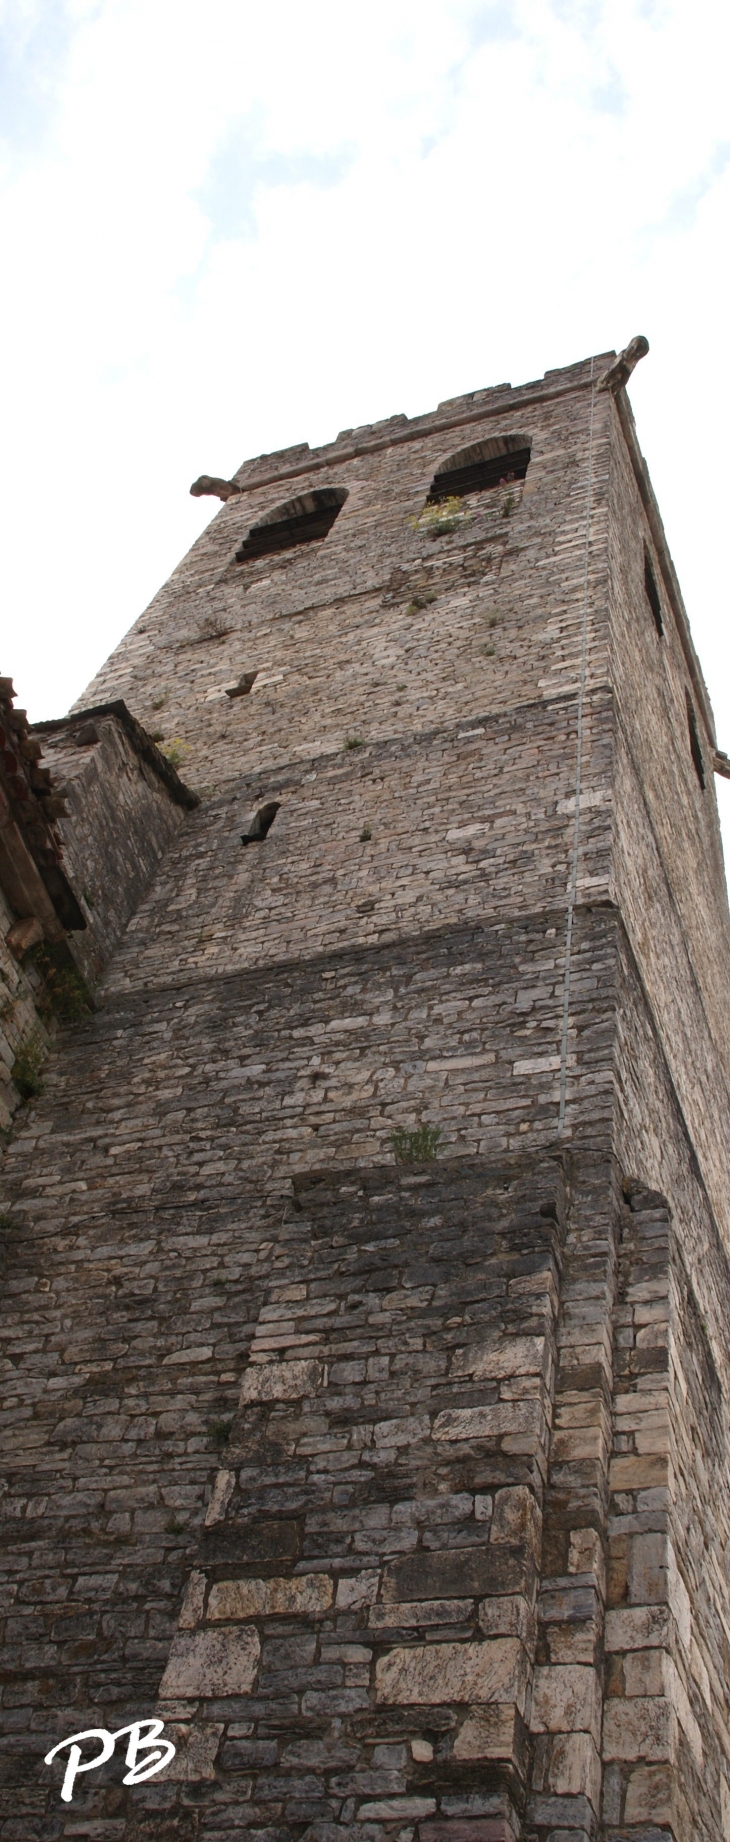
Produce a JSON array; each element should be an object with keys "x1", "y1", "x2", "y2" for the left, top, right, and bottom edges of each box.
[
  {"x1": 204, "y1": 1468, "x2": 235, "y2": 1528},
  {"x1": 358, "y1": 1796, "x2": 436, "y2": 1820},
  {"x1": 239, "y1": 1358, "x2": 323, "y2": 1401},
  {"x1": 623, "y1": 1761, "x2": 672, "y2": 1823},
  {"x1": 375, "y1": 1637, "x2": 525, "y2": 1708},
  {"x1": 604, "y1": 1605, "x2": 670, "y2": 1652},
  {"x1": 369, "y1": 1599, "x2": 473, "y2": 1629},
  {"x1": 336, "y1": 1571, "x2": 380, "y2": 1609},
  {"x1": 544, "y1": 1731, "x2": 601, "y2": 1806},
  {"x1": 162, "y1": 1722, "x2": 224, "y2": 1780},
  {"x1": 208, "y1": 1574, "x2": 334, "y2": 1619},
  {"x1": 159, "y1": 1627, "x2": 260, "y2": 1698},
  {"x1": 419, "y1": 1822, "x2": 517, "y2": 1842},
  {"x1": 433, "y1": 1401, "x2": 543, "y2": 1444},
  {"x1": 453, "y1": 1704, "x2": 520, "y2": 1760},
  {"x1": 383, "y1": 1548, "x2": 531, "y2": 1602},
  {"x1": 179, "y1": 1569, "x2": 207, "y2": 1628},
  {"x1": 530, "y1": 1665, "x2": 601, "y2": 1743},
  {"x1": 602, "y1": 1694, "x2": 673, "y2": 1762},
  {"x1": 452, "y1": 1336, "x2": 547, "y2": 1380},
  {"x1": 490, "y1": 1486, "x2": 540, "y2": 1550}
]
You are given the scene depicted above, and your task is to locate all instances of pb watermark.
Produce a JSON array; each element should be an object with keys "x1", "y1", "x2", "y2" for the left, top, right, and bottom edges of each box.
[{"x1": 45, "y1": 1720, "x2": 176, "y2": 1802}]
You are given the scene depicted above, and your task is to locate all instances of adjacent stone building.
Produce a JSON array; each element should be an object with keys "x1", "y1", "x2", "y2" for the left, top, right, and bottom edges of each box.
[{"x1": 2, "y1": 342, "x2": 730, "y2": 1841}]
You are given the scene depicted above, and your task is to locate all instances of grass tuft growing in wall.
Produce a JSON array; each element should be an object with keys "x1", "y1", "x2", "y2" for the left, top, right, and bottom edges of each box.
[
  {"x1": 210, "y1": 1419, "x2": 232, "y2": 1448},
  {"x1": 160, "y1": 738, "x2": 191, "y2": 769},
  {"x1": 12, "y1": 1035, "x2": 46, "y2": 1101},
  {"x1": 36, "y1": 951, "x2": 92, "y2": 1025},
  {"x1": 390, "y1": 1124, "x2": 442, "y2": 1163},
  {"x1": 413, "y1": 498, "x2": 471, "y2": 540},
  {"x1": 406, "y1": 590, "x2": 438, "y2": 614}
]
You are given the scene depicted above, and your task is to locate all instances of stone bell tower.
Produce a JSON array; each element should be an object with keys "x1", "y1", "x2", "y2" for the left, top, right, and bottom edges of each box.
[{"x1": 2, "y1": 339, "x2": 730, "y2": 1842}]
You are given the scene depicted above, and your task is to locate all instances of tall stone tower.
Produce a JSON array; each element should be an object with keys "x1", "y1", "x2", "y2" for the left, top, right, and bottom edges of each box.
[{"x1": 2, "y1": 344, "x2": 730, "y2": 1842}]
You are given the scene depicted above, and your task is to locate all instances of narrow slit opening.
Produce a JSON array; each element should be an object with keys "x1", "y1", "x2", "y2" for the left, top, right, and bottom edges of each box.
[
  {"x1": 686, "y1": 693, "x2": 705, "y2": 790},
  {"x1": 241, "y1": 801, "x2": 281, "y2": 845},
  {"x1": 644, "y1": 551, "x2": 663, "y2": 636},
  {"x1": 226, "y1": 671, "x2": 258, "y2": 699}
]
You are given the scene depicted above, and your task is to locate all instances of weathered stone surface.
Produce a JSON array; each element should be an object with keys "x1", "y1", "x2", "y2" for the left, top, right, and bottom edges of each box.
[
  {"x1": 531, "y1": 1664, "x2": 602, "y2": 1742},
  {"x1": 453, "y1": 1705, "x2": 520, "y2": 1759},
  {"x1": 358, "y1": 1796, "x2": 436, "y2": 1820},
  {"x1": 419, "y1": 1821, "x2": 517, "y2": 1842},
  {"x1": 159, "y1": 1627, "x2": 260, "y2": 1698},
  {"x1": 452, "y1": 1336, "x2": 547, "y2": 1380},
  {"x1": 602, "y1": 1693, "x2": 673, "y2": 1762},
  {"x1": 178, "y1": 1569, "x2": 206, "y2": 1628},
  {"x1": 382, "y1": 1548, "x2": 532, "y2": 1603},
  {"x1": 162, "y1": 1721, "x2": 224, "y2": 1780},
  {"x1": 2, "y1": 349, "x2": 730, "y2": 1842},
  {"x1": 432, "y1": 1401, "x2": 544, "y2": 1443},
  {"x1": 369, "y1": 1599, "x2": 474, "y2": 1629},
  {"x1": 336, "y1": 1571, "x2": 380, "y2": 1609},
  {"x1": 203, "y1": 1467, "x2": 235, "y2": 1527},
  {"x1": 239, "y1": 1357, "x2": 323, "y2": 1401},
  {"x1": 375, "y1": 1638, "x2": 526, "y2": 1707},
  {"x1": 208, "y1": 1574, "x2": 333, "y2": 1619},
  {"x1": 490, "y1": 1486, "x2": 540, "y2": 1549}
]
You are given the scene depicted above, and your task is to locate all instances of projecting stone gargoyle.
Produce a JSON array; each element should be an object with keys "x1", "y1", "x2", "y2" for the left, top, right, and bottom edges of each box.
[
  {"x1": 598, "y1": 335, "x2": 650, "y2": 395},
  {"x1": 189, "y1": 475, "x2": 242, "y2": 501}
]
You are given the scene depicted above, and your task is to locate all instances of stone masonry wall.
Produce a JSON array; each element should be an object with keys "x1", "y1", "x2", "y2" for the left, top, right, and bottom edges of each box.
[
  {"x1": 2, "y1": 352, "x2": 730, "y2": 1842},
  {"x1": 609, "y1": 931, "x2": 730, "y2": 1842},
  {"x1": 100, "y1": 690, "x2": 613, "y2": 1001},
  {"x1": 74, "y1": 364, "x2": 612, "y2": 797},
  {"x1": 0, "y1": 885, "x2": 52, "y2": 1131}
]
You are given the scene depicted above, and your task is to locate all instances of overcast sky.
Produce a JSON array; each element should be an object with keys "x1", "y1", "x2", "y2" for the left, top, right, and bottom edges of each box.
[{"x1": 2, "y1": 0, "x2": 729, "y2": 826}]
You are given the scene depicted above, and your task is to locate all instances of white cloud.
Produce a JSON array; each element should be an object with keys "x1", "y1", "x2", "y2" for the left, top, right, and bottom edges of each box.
[{"x1": 1, "y1": 0, "x2": 729, "y2": 854}]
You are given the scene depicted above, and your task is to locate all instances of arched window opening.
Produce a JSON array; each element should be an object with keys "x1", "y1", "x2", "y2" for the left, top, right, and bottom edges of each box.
[
  {"x1": 644, "y1": 550, "x2": 663, "y2": 636},
  {"x1": 235, "y1": 488, "x2": 348, "y2": 563},
  {"x1": 686, "y1": 693, "x2": 705, "y2": 790},
  {"x1": 426, "y1": 434, "x2": 531, "y2": 504}
]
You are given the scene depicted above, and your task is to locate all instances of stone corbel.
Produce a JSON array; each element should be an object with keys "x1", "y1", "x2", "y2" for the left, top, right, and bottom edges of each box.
[{"x1": 0, "y1": 792, "x2": 66, "y2": 946}]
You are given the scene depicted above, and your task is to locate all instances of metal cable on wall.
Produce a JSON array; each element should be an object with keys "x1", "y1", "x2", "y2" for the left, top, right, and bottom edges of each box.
[{"x1": 558, "y1": 357, "x2": 596, "y2": 1137}]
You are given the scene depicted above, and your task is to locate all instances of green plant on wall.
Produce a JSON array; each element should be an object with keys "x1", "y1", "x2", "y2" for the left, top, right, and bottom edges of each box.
[
  {"x1": 412, "y1": 497, "x2": 471, "y2": 540},
  {"x1": 210, "y1": 1418, "x2": 232, "y2": 1448},
  {"x1": 12, "y1": 1035, "x2": 46, "y2": 1101},
  {"x1": 406, "y1": 590, "x2": 437, "y2": 614},
  {"x1": 35, "y1": 950, "x2": 92, "y2": 1025},
  {"x1": 390, "y1": 1124, "x2": 442, "y2": 1163},
  {"x1": 160, "y1": 738, "x2": 190, "y2": 769}
]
